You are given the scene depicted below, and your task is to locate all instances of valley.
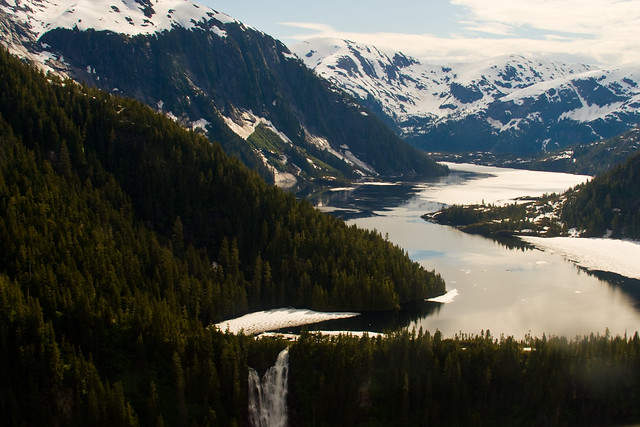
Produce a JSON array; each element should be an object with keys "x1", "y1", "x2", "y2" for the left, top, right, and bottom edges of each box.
[
  {"x1": 1, "y1": 0, "x2": 640, "y2": 425},
  {"x1": 312, "y1": 164, "x2": 640, "y2": 338}
]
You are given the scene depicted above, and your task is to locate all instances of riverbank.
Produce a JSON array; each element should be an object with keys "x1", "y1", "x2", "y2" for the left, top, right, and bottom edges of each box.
[{"x1": 424, "y1": 197, "x2": 640, "y2": 281}]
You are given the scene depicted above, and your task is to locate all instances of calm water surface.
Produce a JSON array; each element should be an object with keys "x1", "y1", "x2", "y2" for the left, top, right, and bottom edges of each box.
[{"x1": 305, "y1": 165, "x2": 640, "y2": 339}]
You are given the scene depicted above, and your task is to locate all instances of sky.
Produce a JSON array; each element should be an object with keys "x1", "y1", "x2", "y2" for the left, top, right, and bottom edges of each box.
[{"x1": 199, "y1": 0, "x2": 640, "y2": 66}]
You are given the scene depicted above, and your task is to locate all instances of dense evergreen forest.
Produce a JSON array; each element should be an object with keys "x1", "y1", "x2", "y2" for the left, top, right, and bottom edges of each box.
[
  {"x1": 2, "y1": 46, "x2": 640, "y2": 426},
  {"x1": 522, "y1": 127, "x2": 640, "y2": 176},
  {"x1": 561, "y1": 150, "x2": 640, "y2": 238},
  {"x1": 0, "y1": 46, "x2": 443, "y2": 424},
  {"x1": 422, "y1": 200, "x2": 559, "y2": 240},
  {"x1": 288, "y1": 330, "x2": 640, "y2": 426},
  {"x1": 0, "y1": 47, "x2": 445, "y2": 317}
]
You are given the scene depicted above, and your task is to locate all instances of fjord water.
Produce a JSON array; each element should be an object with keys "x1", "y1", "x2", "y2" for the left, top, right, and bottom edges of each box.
[{"x1": 313, "y1": 164, "x2": 640, "y2": 339}]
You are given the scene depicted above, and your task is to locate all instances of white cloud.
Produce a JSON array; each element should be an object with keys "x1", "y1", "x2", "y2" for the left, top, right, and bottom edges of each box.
[
  {"x1": 280, "y1": 22, "x2": 335, "y2": 33},
  {"x1": 283, "y1": 0, "x2": 640, "y2": 65},
  {"x1": 453, "y1": 0, "x2": 640, "y2": 36}
]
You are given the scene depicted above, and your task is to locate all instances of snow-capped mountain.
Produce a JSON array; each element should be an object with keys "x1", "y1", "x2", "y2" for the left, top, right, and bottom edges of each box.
[
  {"x1": 1, "y1": 0, "x2": 236, "y2": 37},
  {"x1": 0, "y1": 0, "x2": 446, "y2": 186},
  {"x1": 0, "y1": 0, "x2": 235, "y2": 72},
  {"x1": 293, "y1": 38, "x2": 640, "y2": 155}
]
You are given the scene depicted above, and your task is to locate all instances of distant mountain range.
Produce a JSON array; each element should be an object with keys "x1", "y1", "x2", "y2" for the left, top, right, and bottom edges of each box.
[
  {"x1": 0, "y1": 0, "x2": 446, "y2": 187},
  {"x1": 293, "y1": 38, "x2": 640, "y2": 156}
]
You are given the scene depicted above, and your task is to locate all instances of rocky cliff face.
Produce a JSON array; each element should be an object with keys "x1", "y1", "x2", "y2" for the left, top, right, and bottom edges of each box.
[{"x1": 0, "y1": 0, "x2": 446, "y2": 186}]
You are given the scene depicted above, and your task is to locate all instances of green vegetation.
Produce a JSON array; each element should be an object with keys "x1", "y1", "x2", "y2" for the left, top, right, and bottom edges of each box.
[
  {"x1": 561, "y1": 151, "x2": 640, "y2": 238},
  {"x1": 247, "y1": 123, "x2": 350, "y2": 181},
  {"x1": 423, "y1": 196, "x2": 564, "y2": 241},
  {"x1": 2, "y1": 44, "x2": 640, "y2": 426},
  {"x1": 289, "y1": 329, "x2": 640, "y2": 426},
  {"x1": 0, "y1": 46, "x2": 444, "y2": 424}
]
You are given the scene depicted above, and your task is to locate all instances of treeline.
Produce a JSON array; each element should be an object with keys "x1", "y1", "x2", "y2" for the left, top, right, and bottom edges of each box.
[
  {"x1": 0, "y1": 47, "x2": 444, "y2": 319},
  {"x1": 424, "y1": 202, "x2": 532, "y2": 232},
  {"x1": 0, "y1": 66, "x2": 249, "y2": 424},
  {"x1": 561, "y1": 151, "x2": 640, "y2": 238},
  {"x1": 288, "y1": 329, "x2": 640, "y2": 426}
]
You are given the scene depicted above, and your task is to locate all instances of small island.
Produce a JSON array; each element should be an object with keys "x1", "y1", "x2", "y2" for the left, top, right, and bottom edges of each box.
[
  {"x1": 422, "y1": 193, "x2": 568, "y2": 241},
  {"x1": 425, "y1": 149, "x2": 640, "y2": 243}
]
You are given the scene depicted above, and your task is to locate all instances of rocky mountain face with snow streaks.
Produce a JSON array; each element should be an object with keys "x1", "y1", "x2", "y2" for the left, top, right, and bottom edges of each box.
[
  {"x1": 293, "y1": 38, "x2": 640, "y2": 155},
  {"x1": 0, "y1": 0, "x2": 446, "y2": 186}
]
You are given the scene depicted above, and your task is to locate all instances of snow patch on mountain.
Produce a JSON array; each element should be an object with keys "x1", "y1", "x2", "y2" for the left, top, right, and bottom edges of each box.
[
  {"x1": 559, "y1": 101, "x2": 625, "y2": 123},
  {"x1": 190, "y1": 118, "x2": 210, "y2": 132},
  {"x1": 221, "y1": 108, "x2": 291, "y2": 143},
  {"x1": 255, "y1": 150, "x2": 298, "y2": 188},
  {"x1": 341, "y1": 147, "x2": 376, "y2": 176},
  {"x1": 221, "y1": 108, "x2": 378, "y2": 184},
  {"x1": 221, "y1": 107, "x2": 378, "y2": 177},
  {"x1": 292, "y1": 38, "x2": 598, "y2": 124},
  {"x1": 221, "y1": 108, "x2": 303, "y2": 187},
  {"x1": 0, "y1": 0, "x2": 237, "y2": 38},
  {"x1": 304, "y1": 130, "x2": 376, "y2": 176},
  {"x1": 293, "y1": 38, "x2": 640, "y2": 153}
]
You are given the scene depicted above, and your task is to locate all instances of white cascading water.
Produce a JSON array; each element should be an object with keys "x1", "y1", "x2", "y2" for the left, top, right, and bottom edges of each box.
[{"x1": 248, "y1": 348, "x2": 289, "y2": 427}]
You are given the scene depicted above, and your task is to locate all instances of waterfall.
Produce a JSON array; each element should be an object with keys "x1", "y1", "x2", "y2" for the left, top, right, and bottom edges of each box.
[{"x1": 248, "y1": 348, "x2": 289, "y2": 427}]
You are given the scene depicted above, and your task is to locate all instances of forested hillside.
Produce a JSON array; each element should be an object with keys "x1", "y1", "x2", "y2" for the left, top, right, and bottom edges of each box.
[
  {"x1": 3, "y1": 45, "x2": 640, "y2": 426},
  {"x1": 0, "y1": 46, "x2": 444, "y2": 424},
  {"x1": 0, "y1": 47, "x2": 444, "y2": 316},
  {"x1": 288, "y1": 330, "x2": 640, "y2": 426},
  {"x1": 561, "y1": 150, "x2": 640, "y2": 238}
]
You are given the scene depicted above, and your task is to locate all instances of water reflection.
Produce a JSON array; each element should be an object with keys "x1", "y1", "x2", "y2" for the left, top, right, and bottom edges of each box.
[
  {"x1": 309, "y1": 182, "x2": 421, "y2": 220},
  {"x1": 584, "y1": 270, "x2": 640, "y2": 310},
  {"x1": 308, "y1": 165, "x2": 640, "y2": 338},
  {"x1": 276, "y1": 301, "x2": 442, "y2": 335}
]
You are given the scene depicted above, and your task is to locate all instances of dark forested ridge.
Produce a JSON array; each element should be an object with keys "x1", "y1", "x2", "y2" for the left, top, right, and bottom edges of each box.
[
  {"x1": 289, "y1": 330, "x2": 640, "y2": 426},
  {"x1": 32, "y1": 21, "x2": 447, "y2": 184},
  {"x1": 430, "y1": 126, "x2": 640, "y2": 175},
  {"x1": 518, "y1": 126, "x2": 640, "y2": 175},
  {"x1": 0, "y1": 47, "x2": 444, "y2": 316},
  {"x1": 0, "y1": 46, "x2": 443, "y2": 424}
]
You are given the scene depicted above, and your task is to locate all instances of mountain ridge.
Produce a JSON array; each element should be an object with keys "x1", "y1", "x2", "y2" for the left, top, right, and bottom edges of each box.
[
  {"x1": 0, "y1": 0, "x2": 238, "y2": 38},
  {"x1": 0, "y1": 0, "x2": 447, "y2": 187},
  {"x1": 293, "y1": 37, "x2": 640, "y2": 155}
]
